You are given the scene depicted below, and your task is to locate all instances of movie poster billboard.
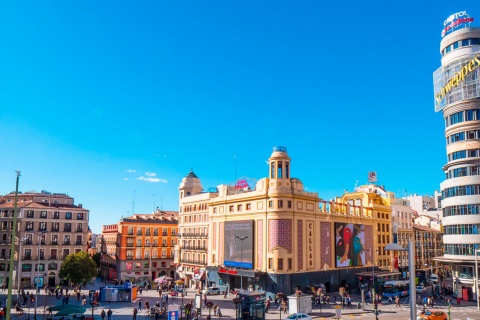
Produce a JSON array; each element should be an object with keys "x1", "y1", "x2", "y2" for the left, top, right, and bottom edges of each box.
[
  {"x1": 224, "y1": 220, "x2": 253, "y2": 268},
  {"x1": 335, "y1": 222, "x2": 365, "y2": 268}
]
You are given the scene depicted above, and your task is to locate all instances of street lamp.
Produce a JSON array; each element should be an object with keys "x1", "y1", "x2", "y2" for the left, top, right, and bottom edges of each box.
[
  {"x1": 235, "y1": 236, "x2": 248, "y2": 290},
  {"x1": 34, "y1": 231, "x2": 46, "y2": 320},
  {"x1": 385, "y1": 242, "x2": 416, "y2": 320},
  {"x1": 474, "y1": 248, "x2": 480, "y2": 311},
  {"x1": 16, "y1": 238, "x2": 26, "y2": 302}
]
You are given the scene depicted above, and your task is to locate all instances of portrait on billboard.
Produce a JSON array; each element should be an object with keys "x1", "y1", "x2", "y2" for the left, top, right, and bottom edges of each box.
[
  {"x1": 223, "y1": 220, "x2": 253, "y2": 269},
  {"x1": 335, "y1": 222, "x2": 365, "y2": 267}
]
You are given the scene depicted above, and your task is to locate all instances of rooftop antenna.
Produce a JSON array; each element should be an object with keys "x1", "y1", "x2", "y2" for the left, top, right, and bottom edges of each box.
[
  {"x1": 153, "y1": 194, "x2": 156, "y2": 212},
  {"x1": 234, "y1": 154, "x2": 237, "y2": 194}
]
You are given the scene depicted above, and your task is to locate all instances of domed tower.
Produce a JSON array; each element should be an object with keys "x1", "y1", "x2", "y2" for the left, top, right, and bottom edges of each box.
[
  {"x1": 268, "y1": 146, "x2": 291, "y2": 192},
  {"x1": 179, "y1": 170, "x2": 203, "y2": 199},
  {"x1": 433, "y1": 13, "x2": 480, "y2": 275}
]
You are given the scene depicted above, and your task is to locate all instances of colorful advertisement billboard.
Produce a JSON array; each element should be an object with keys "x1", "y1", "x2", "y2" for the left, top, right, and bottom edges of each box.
[
  {"x1": 224, "y1": 220, "x2": 253, "y2": 269},
  {"x1": 335, "y1": 222, "x2": 366, "y2": 268}
]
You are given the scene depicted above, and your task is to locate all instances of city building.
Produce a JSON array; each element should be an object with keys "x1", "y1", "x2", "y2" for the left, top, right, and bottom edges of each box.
[
  {"x1": 433, "y1": 12, "x2": 480, "y2": 299},
  {"x1": 100, "y1": 209, "x2": 178, "y2": 284},
  {"x1": 179, "y1": 146, "x2": 393, "y2": 295},
  {"x1": 176, "y1": 171, "x2": 217, "y2": 290},
  {"x1": 0, "y1": 190, "x2": 89, "y2": 287},
  {"x1": 413, "y1": 225, "x2": 443, "y2": 278}
]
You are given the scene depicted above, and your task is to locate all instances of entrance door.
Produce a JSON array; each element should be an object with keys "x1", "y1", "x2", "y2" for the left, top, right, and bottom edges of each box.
[{"x1": 48, "y1": 272, "x2": 56, "y2": 287}]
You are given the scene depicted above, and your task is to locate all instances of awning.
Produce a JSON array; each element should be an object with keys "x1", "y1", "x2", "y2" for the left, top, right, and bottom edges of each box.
[{"x1": 193, "y1": 270, "x2": 205, "y2": 281}]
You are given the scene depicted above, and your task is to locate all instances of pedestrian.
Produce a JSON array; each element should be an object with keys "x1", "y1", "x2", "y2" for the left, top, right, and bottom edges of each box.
[
  {"x1": 457, "y1": 296, "x2": 462, "y2": 306},
  {"x1": 204, "y1": 294, "x2": 207, "y2": 308},
  {"x1": 133, "y1": 308, "x2": 138, "y2": 320},
  {"x1": 62, "y1": 296, "x2": 66, "y2": 305},
  {"x1": 218, "y1": 306, "x2": 222, "y2": 317},
  {"x1": 333, "y1": 293, "x2": 337, "y2": 304},
  {"x1": 107, "y1": 308, "x2": 112, "y2": 320},
  {"x1": 223, "y1": 290, "x2": 227, "y2": 299},
  {"x1": 388, "y1": 296, "x2": 392, "y2": 304},
  {"x1": 66, "y1": 294, "x2": 70, "y2": 305},
  {"x1": 101, "y1": 309, "x2": 106, "y2": 320},
  {"x1": 138, "y1": 299, "x2": 142, "y2": 310},
  {"x1": 145, "y1": 300, "x2": 150, "y2": 310},
  {"x1": 395, "y1": 295, "x2": 400, "y2": 307}
]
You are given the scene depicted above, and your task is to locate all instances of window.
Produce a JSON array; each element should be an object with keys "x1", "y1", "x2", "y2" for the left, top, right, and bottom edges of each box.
[
  {"x1": 64, "y1": 223, "x2": 71, "y2": 232},
  {"x1": 26, "y1": 210, "x2": 34, "y2": 218},
  {"x1": 278, "y1": 200, "x2": 283, "y2": 208},
  {"x1": 237, "y1": 205, "x2": 242, "y2": 211},
  {"x1": 40, "y1": 211, "x2": 47, "y2": 219},
  {"x1": 22, "y1": 264, "x2": 32, "y2": 271},
  {"x1": 51, "y1": 235, "x2": 58, "y2": 245},
  {"x1": 76, "y1": 235, "x2": 82, "y2": 245},
  {"x1": 65, "y1": 212, "x2": 72, "y2": 219},
  {"x1": 63, "y1": 235, "x2": 70, "y2": 245},
  {"x1": 269, "y1": 201, "x2": 273, "y2": 208},
  {"x1": 268, "y1": 258, "x2": 273, "y2": 269},
  {"x1": 52, "y1": 223, "x2": 59, "y2": 231},
  {"x1": 136, "y1": 250, "x2": 141, "y2": 259},
  {"x1": 53, "y1": 212, "x2": 60, "y2": 219},
  {"x1": 39, "y1": 222, "x2": 47, "y2": 231},
  {"x1": 26, "y1": 222, "x2": 33, "y2": 231},
  {"x1": 287, "y1": 201, "x2": 292, "y2": 209},
  {"x1": 246, "y1": 203, "x2": 251, "y2": 210},
  {"x1": 229, "y1": 206, "x2": 234, "y2": 212},
  {"x1": 271, "y1": 162, "x2": 275, "y2": 178},
  {"x1": 77, "y1": 213, "x2": 84, "y2": 220},
  {"x1": 277, "y1": 161, "x2": 283, "y2": 178},
  {"x1": 288, "y1": 258, "x2": 292, "y2": 270},
  {"x1": 76, "y1": 224, "x2": 83, "y2": 232},
  {"x1": 48, "y1": 262, "x2": 58, "y2": 270},
  {"x1": 63, "y1": 249, "x2": 69, "y2": 258},
  {"x1": 278, "y1": 258, "x2": 283, "y2": 270},
  {"x1": 285, "y1": 162, "x2": 289, "y2": 178}
]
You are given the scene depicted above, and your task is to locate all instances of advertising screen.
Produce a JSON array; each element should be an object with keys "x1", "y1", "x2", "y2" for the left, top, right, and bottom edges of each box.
[
  {"x1": 335, "y1": 222, "x2": 366, "y2": 268},
  {"x1": 224, "y1": 220, "x2": 253, "y2": 268}
]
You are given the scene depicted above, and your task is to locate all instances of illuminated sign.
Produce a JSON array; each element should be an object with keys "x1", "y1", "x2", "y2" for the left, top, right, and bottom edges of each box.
[
  {"x1": 441, "y1": 11, "x2": 474, "y2": 37},
  {"x1": 435, "y1": 54, "x2": 480, "y2": 106}
]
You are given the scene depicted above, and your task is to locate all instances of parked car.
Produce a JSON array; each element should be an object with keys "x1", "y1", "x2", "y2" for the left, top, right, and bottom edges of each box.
[
  {"x1": 416, "y1": 286, "x2": 426, "y2": 294},
  {"x1": 287, "y1": 313, "x2": 312, "y2": 320},
  {"x1": 201, "y1": 287, "x2": 224, "y2": 295},
  {"x1": 417, "y1": 310, "x2": 447, "y2": 320}
]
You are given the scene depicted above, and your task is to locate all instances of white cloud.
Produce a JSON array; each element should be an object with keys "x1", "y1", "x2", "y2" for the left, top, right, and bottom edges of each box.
[
  {"x1": 125, "y1": 169, "x2": 137, "y2": 173},
  {"x1": 123, "y1": 178, "x2": 129, "y2": 181},
  {"x1": 137, "y1": 176, "x2": 167, "y2": 183},
  {"x1": 145, "y1": 172, "x2": 156, "y2": 177}
]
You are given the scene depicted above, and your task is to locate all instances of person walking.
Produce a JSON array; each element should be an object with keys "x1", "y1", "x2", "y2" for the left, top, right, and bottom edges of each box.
[
  {"x1": 107, "y1": 308, "x2": 112, "y2": 320},
  {"x1": 456, "y1": 296, "x2": 462, "y2": 306},
  {"x1": 101, "y1": 309, "x2": 106, "y2": 320},
  {"x1": 133, "y1": 308, "x2": 138, "y2": 320},
  {"x1": 138, "y1": 299, "x2": 142, "y2": 310},
  {"x1": 395, "y1": 295, "x2": 400, "y2": 307}
]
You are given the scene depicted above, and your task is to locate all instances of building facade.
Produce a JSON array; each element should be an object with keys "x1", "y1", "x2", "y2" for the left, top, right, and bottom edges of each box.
[
  {"x1": 178, "y1": 147, "x2": 393, "y2": 295},
  {"x1": 413, "y1": 225, "x2": 443, "y2": 278},
  {"x1": 433, "y1": 18, "x2": 480, "y2": 298},
  {"x1": 0, "y1": 190, "x2": 89, "y2": 287},
  {"x1": 101, "y1": 210, "x2": 178, "y2": 284}
]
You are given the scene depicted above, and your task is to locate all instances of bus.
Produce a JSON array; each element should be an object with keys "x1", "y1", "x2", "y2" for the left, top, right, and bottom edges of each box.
[{"x1": 383, "y1": 280, "x2": 410, "y2": 298}]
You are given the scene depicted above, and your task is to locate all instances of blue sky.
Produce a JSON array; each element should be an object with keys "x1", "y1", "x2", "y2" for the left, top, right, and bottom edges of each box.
[{"x1": 0, "y1": 1, "x2": 476, "y2": 233}]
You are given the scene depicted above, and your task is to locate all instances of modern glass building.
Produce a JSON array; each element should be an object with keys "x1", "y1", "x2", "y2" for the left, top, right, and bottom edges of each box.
[{"x1": 433, "y1": 14, "x2": 480, "y2": 299}]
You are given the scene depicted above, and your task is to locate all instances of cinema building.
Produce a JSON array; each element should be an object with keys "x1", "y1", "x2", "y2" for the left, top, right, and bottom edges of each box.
[
  {"x1": 178, "y1": 147, "x2": 393, "y2": 295},
  {"x1": 433, "y1": 15, "x2": 480, "y2": 300}
]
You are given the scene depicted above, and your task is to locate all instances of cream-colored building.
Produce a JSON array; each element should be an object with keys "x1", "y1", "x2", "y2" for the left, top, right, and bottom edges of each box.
[{"x1": 178, "y1": 147, "x2": 394, "y2": 295}]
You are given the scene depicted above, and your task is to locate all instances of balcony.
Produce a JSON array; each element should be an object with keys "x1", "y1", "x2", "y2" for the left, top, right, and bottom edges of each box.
[
  {"x1": 136, "y1": 231, "x2": 142, "y2": 236},
  {"x1": 23, "y1": 255, "x2": 32, "y2": 260},
  {"x1": 75, "y1": 241, "x2": 83, "y2": 245},
  {"x1": 64, "y1": 228, "x2": 72, "y2": 232},
  {"x1": 51, "y1": 228, "x2": 59, "y2": 232},
  {"x1": 162, "y1": 233, "x2": 168, "y2": 236},
  {"x1": 51, "y1": 241, "x2": 58, "y2": 245},
  {"x1": 126, "y1": 255, "x2": 133, "y2": 260},
  {"x1": 25, "y1": 239, "x2": 32, "y2": 245},
  {"x1": 179, "y1": 259, "x2": 206, "y2": 266},
  {"x1": 127, "y1": 243, "x2": 135, "y2": 247},
  {"x1": 63, "y1": 241, "x2": 71, "y2": 245},
  {"x1": 127, "y1": 231, "x2": 134, "y2": 235},
  {"x1": 39, "y1": 255, "x2": 45, "y2": 260},
  {"x1": 153, "y1": 232, "x2": 159, "y2": 236},
  {"x1": 49, "y1": 256, "x2": 57, "y2": 260},
  {"x1": 76, "y1": 229, "x2": 83, "y2": 233}
]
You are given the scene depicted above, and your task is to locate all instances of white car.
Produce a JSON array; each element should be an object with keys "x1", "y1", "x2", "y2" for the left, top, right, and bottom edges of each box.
[
  {"x1": 201, "y1": 287, "x2": 223, "y2": 295},
  {"x1": 416, "y1": 286, "x2": 426, "y2": 293},
  {"x1": 286, "y1": 313, "x2": 312, "y2": 320}
]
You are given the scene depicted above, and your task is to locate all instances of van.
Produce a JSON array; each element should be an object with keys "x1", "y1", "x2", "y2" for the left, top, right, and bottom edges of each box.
[{"x1": 430, "y1": 274, "x2": 438, "y2": 283}]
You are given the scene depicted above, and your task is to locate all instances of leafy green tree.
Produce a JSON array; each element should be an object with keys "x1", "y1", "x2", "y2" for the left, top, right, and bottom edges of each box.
[
  {"x1": 92, "y1": 252, "x2": 101, "y2": 269},
  {"x1": 59, "y1": 251, "x2": 97, "y2": 284}
]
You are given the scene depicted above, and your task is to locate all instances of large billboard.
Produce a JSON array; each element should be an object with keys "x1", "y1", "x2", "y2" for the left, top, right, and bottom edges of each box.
[
  {"x1": 224, "y1": 220, "x2": 253, "y2": 269},
  {"x1": 335, "y1": 222, "x2": 366, "y2": 268},
  {"x1": 433, "y1": 52, "x2": 480, "y2": 112}
]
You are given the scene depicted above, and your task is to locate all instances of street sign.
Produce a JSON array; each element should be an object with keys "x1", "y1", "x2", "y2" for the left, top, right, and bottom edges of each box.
[{"x1": 168, "y1": 310, "x2": 179, "y2": 320}]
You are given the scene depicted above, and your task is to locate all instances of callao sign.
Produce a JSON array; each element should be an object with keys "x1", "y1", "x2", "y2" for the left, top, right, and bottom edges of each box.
[{"x1": 442, "y1": 11, "x2": 474, "y2": 37}]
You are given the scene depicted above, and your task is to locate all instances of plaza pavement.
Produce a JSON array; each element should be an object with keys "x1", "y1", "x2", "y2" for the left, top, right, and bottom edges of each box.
[{"x1": 1, "y1": 278, "x2": 479, "y2": 320}]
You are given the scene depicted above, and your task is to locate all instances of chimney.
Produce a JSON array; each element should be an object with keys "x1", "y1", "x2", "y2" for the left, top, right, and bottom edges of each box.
[{"x1": 78, "y1": 203, "x2": 82, "y2": 208}]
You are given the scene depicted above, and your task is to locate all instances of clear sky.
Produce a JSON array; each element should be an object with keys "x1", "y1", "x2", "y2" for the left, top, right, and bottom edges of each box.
[{"x1": 0, "y1": 1, "x2": 477, "y2": 233}]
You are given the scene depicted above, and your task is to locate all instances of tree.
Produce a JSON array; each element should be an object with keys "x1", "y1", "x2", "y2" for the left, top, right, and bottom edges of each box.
[
  {"x1": 59, "y1": 251, "x2": 97, "y2": 284},
  {"x1": 92, "y1": 252, "x2": 101, "y2": 269}
]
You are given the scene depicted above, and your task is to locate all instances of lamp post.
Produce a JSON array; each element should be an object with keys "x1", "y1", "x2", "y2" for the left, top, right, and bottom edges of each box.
[
  {"x1": 235, "y1": 236, "x2": 248, "y2": 290},
  {"x1": 34, "y1": 231, "x2": 46, "y2": 320},
  {"x1": 475, "y1": 248, "x2": 480, "y2": 311},
  {"x1": 148, "y1": 241, "x2": 153, "y2": 288},
  {"x1": 385, "y1": 242, "x2": 416, "y2": 320},
  {"x1": 6, "y1": 171, "x2": 21, "y2": 320},
  {"x1": 16, "y1": 238, "x2": 26, "y2": 302}
]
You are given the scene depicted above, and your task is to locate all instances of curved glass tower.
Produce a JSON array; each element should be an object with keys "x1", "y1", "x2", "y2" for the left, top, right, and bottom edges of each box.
[{"x1": 434, "y1": 23, "x2": 480, "y2": 290}]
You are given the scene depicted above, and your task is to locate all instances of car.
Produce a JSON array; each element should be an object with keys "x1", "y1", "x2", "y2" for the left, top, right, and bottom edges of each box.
[
  {"x1": 416, "y1": 286, "x2": 426, "y2": 294},
  {"x1": 417, "y1": 310, "x2": 447, "y2": 320},
  {"x1": 286, "y1": 313, "x2": 312, "y2": 320},
  {"x1": 201, "y1": 287, "x2": 223, "y2": 295}
]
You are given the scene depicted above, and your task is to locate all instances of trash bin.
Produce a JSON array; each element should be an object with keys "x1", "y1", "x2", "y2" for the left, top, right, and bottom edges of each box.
[{"x1": 357, "y1": 302, "x2": 362, "y2": 309}]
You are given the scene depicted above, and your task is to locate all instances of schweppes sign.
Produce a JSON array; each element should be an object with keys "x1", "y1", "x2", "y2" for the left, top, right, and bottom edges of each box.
[{"x1": 435, "y1": 54, "x2": 480, "y2": 106}]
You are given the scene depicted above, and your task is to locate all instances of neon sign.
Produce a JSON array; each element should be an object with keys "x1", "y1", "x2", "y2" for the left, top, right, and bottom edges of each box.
[{"x1": 442, "y1": 11, "x2": 474, "y2": 37}]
